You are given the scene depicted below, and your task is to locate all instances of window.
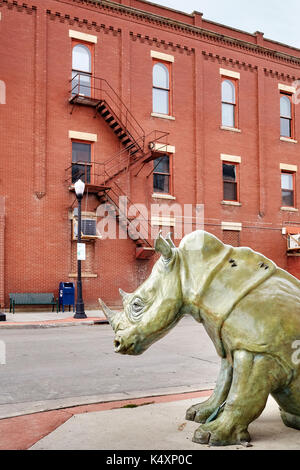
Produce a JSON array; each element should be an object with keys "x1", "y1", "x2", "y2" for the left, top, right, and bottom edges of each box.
[
  {"x1": 221, "y1": 79, "x2": 238, "y2": 128},
  {"x1": 72, "y1": 141, "x2": 92, "y2": 184},
  {"x1": 72, "y1": 43, "x2": 92, "y2": 96},
  {"x1": 153, "y1": 155, "x2": 171, "y2": 194},
  {"x1": 281, "y1": 172, "x2": 295, "y2": 207},
  {"x1": 152, "y1": 62, "x2": 170, "y2": 115},
  {"x1": 280, "y1": 93, "x2": 293, "y2": 138},
  {"x1": 223, "y1": 163, "x2": 239, "y2": 201},
  {"x1": 222, "y1": 230, "x2": 240, "y2": 247}
]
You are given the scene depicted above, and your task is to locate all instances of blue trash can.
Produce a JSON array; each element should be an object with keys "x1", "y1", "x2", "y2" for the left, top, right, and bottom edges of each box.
[{"x1": 59, "y1": 282, "x2": 75, "y2": 313}]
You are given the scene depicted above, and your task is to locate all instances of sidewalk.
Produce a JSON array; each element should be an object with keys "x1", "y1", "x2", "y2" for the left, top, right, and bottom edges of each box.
[
  {"x1": 0, "y1": 391, "x2": 299, "y2": 450},
  {"x1": 0, "y1": 310, "x2": 109, "y2": 328}
]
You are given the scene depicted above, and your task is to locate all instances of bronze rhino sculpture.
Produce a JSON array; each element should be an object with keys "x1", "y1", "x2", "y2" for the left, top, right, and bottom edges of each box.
[{"x1": 99, "y1": 230, "x2": 300, "y2": 447}]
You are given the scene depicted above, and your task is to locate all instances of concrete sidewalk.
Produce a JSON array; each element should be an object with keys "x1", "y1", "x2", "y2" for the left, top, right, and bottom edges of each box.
[
  {"x1": 29, "y1": 396, "x2": 300, "y2": 451},
  {"x1": 0, "y1": 310, "x2": 108, "y2": 328},
  {"x1": 1, "y1": 391, "x2": 299, "y2": 450}
]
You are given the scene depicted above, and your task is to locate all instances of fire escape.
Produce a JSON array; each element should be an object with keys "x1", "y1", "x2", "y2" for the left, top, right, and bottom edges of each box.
[{"x1": 66, "y1": 74, "x2": 170, "y2": 259}]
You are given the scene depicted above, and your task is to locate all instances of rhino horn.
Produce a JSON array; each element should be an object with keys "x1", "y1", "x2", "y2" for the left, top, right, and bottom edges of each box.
[
  {"x1": 119, "y1": 288, "x2": 130, "y2": 301},
  {"x1": 155, "y1": 231, "x2": 173, "y2": 260},
  {"x1": 98, "y1": 298, "x2": 117, "y2": 330},
  {"x1": 166, "y1": 232, "x2": 176, "y2": 248}
]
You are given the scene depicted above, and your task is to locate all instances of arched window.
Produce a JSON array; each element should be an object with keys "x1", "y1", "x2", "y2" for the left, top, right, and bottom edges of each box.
[
  {"x1": 72, "y1": 44, "x2": 92, "y2": 96},
  {"x1": 152, "y1": 62, "x2": 170, "y2": 115},
  {"x1": 280, "y1": 94, "x2": 292, "y2": 138},
  {"x1": 221, "y1": 79, "x2": 237, "y2": 128}
]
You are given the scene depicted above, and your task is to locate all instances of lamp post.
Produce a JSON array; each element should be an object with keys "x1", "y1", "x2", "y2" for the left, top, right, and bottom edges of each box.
[{"x1": 74, "y1": 179, "x2": 87, "y2": 319}]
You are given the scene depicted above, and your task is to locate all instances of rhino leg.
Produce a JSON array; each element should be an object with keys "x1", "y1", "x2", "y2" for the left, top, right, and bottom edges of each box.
[
  {"x1": 273, "y1": 373, "x2": 300, "y2": 430},
  {"x1": 186, "y1": 358, "x2": 233, "y2": 423},
  {"x1": 193, "y1": 350, "x2": 287, "y2": 447}
]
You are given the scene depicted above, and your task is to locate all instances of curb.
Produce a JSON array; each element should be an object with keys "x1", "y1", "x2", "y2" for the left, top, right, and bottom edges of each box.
[
  {"x1": 0, "y1": 318, "x2": 109, "y2": 329},
  {"x1": 0, "y1": 385, "x2": 216, "y2": 420}
]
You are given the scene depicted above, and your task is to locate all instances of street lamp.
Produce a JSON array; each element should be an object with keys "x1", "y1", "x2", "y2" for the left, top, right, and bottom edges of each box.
[{"x1": 74, "y1": 179, "x2": 87, "y2": 319}]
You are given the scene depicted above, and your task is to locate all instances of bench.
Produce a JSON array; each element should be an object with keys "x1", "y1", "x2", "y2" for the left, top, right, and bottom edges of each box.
[{"x1": 9, "y1": 293, "x2": 58, "y2": 314}]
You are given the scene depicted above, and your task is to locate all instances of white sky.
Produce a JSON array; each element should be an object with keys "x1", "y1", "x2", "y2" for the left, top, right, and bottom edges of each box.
[{"x1": 152, "y1": 0, "x2": 300, "y2": 50}]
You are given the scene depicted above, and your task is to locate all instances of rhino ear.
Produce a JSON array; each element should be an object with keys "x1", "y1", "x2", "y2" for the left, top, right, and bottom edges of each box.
[
  {"x1": 155, "y1": 231, "x2": 173, "y2": 260},
  {"x1": 119, "y1": 288, "x2": 130, "y2": 302},
  {"x1": 165, "y1": 232, "x2": 176, "y2": 248}
]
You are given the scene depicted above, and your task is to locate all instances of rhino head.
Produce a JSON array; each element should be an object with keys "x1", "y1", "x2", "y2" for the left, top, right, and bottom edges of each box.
[{"x1": 99, "y1": 232, "x2": 183, "y2": 355}]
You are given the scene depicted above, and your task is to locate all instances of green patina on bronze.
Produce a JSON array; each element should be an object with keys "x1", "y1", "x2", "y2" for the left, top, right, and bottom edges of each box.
[{"x1": 99, "y1": 230, "x2": 300, "y2": 447}]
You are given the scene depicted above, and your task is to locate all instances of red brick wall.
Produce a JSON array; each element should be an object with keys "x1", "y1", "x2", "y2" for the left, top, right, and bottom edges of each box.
[
  {"x1": 0, "y1": 197, "x2": 4, "y2": 309},
  {"x1": 1, "y1": 0, "x2": 300, "y2": 309},
  {"x1": 287, "y1": 257, "x2": 300, "y2": 279}
]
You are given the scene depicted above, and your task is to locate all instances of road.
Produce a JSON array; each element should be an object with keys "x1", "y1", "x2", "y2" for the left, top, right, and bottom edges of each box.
[{"x1": 0, "y1": 316, "x2": 220, "y2": 418}]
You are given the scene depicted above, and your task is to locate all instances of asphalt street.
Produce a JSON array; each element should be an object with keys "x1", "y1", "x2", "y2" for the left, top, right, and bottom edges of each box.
[{"x1": 0, "y1": 316, "x2": 220, "y2": 418}]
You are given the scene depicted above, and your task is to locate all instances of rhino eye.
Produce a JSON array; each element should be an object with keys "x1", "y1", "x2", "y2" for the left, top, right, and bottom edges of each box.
[{"x1": 130, "y1": 298, "x2": 144, "y2": 320}]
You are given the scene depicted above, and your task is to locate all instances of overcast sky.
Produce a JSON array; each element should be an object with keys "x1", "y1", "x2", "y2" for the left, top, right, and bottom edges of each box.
[{"x1": 153, "y1": 0, "x2": 300, "y2": 50}]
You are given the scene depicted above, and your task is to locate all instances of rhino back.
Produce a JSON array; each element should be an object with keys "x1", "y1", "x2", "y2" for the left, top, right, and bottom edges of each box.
[
  {"x1": 197, "y1": 246, "x2": 277, "y2": 356},
  {"x1": 221, "y1": 270, "x2": 300, "y2": 373},
  {"x1": 200, "y1": 246, "x2": 277, "y2": 319}
]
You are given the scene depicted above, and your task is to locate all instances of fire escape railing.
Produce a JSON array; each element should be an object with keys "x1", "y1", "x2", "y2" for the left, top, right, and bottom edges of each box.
[
  {"x1": 68, "y1": 75, "x2": 171, "y2": 249},
  {"x1": 70, "y1": 74, "x2": 145, "y2": 150},
  {"x1": 65, "y1": 163, "x2": 156, "y2": 249},
  {"x1": 65, "y1": 129, "x2": 170, "y2": 188},
  {"x1": 105, "y1": 181, "x2": 154, "y2": 248}
]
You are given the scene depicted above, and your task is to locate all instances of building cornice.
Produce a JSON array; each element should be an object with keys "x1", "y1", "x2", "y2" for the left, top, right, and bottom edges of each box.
[
  {"x1": 0, "y1": 0, "x2": 36, "y2": 14},
  {"x1": 130, "y1": 31, "x2": 194, "y2": 55},
  {"x1": 202, "y1": 51, "x2": 299, "y2": 82},
  {"x1": 67, "y1": 0, "x2": 300, "y2": 67},
  {"x1": 46, "y1": 7, "x2": 121, "y2": 35},
  {"x1": 2, "y1": 0, "x2": 300, "y2": 69}
]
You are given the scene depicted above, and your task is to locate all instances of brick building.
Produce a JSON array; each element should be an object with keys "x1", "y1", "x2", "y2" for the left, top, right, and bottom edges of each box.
[{"x1": 1, "y1": 0, "x2": 300, "y2": 309}]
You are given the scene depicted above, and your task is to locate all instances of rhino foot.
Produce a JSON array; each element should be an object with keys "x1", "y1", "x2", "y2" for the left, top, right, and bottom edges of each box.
[
  {"x1": 186, "y1": 403, "x2": 217, "y2": 423},
  {"x1": 186, "y1": 359, "x2": 233, "y2": 424},
  {"x1": 192, "y1": 421, "x2": 252, "y2": 447}
]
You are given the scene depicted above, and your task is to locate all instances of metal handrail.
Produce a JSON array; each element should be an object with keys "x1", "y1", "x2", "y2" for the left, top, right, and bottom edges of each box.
[
  {"x1": 65, "y1": 166, "x2": 153, "y2": 246},
  {"x1": 65, "y1": 130, "x2": 170, "y2": 187},
  {"x1": 102, "y1": 129, "x2": 169, "y2": 165},
  {"x1": 107, "y1": 182, "x2": 153, "y2": 248},
  {"x1": 66, "y1": 81, "x2": 171, "y2": 246},
  {"x1": 70, "y1": 74, "x2": 145, "y2": 147}
]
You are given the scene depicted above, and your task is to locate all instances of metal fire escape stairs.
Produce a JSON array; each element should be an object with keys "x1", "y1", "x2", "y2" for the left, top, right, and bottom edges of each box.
[{"x1": 68, "y1": 74, "x2": 170, "y2": 259}]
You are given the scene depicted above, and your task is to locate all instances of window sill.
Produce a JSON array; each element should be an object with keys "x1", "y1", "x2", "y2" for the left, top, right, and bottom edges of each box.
[
  {"x1": 221, "y1": 200, "x2": 242, "y2": 206},
  {"x1": 152, "y1": 193, "x2": 176, "y2": 200},
  {"x1": 280, "y1": 137, "x2": 298, "y2": 144},
  {"x1": 220, "y1": 126, "x2": 241, "y2": 133},
  {"x1": 151, "y1": 112, "x2": 175, "y2": 121},
  {"x1": 280, "y1": 207, "x2": 298, "y2": 212}
]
